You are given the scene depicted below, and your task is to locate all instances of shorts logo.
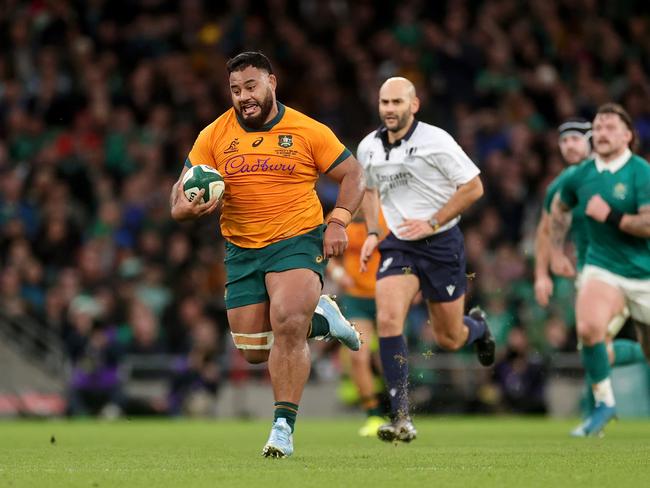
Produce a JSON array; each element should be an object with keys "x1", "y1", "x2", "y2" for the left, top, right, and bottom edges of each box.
[
  {"x1": 379, "y1": 257, "x2": 393, "y2": 273},
  {"x1": 224, "y1": 138, "x2": 239, "y2": 154},
  {"x1": 252, "y1": 137, "x2": 264, "y2": 147},
  {"x1": 278, "y1": 135, "x2": 293, "y2": 148},
  {"x1": 315, "y1": 255, "x2": 324, "y2": 264},
  {"x1": 446, "y1": 285, "x2": 456, "y2": 296}
]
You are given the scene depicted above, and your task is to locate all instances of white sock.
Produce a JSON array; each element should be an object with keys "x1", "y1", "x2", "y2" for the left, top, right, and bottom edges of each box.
[{"x1": 592, "y1": 377, "x2": 616, "y2": 407}]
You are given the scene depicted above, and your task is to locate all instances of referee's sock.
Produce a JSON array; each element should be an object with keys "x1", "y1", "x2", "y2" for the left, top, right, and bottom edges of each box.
[
  {"x1": 463, "y1": 315, "x2": 487, "y2": 345},
  {"x1": 379, "y1": 335, "x2": 410, "y2": 419}
]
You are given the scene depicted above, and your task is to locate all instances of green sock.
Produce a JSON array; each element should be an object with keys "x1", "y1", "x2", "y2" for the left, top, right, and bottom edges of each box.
[
  {"x1": 361, "y1": 395, "x2": 382, "y2": 417},
  {"x1": 582, "y1": 378, "x2": 595, "y2": 416},
  {"x1": 274, "y1": 401, "x2": 298, "y2": 432},
  {"x1": 367, "y1": 406, "x2": 383, "y2": 417},
  {"x1": 308, "y1": 313, "x2": 329, "y2": 339},
  {"x1": 612, "y1": 339, "x2": 646, "y2": 367},
  {"x1": 582, "y1": 342, "x2": 611, "y2": 383}
]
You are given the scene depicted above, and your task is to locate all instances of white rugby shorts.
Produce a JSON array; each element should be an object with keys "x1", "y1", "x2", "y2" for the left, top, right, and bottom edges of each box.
[{"x1": 581, "y1": 265, "x2": 650, "y2": 325}]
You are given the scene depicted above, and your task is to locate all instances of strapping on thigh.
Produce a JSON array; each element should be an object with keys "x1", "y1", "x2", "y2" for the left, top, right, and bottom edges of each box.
[{"x1": 230, "y1": 331, "x2": 274, "y2": 350}]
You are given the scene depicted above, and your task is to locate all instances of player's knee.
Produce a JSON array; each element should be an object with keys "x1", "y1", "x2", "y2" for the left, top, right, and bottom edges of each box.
[
  {"x1": 272, "y1": 311, "x2": 310, "y2": 343},
  {"x1": 376, "y1": 310, "x2": 403, "y2": 336},
  {"x1": 434, "y1": 330, "x2": 464, "y2": 351},
  {"x1": 241, "y1": 349, "x2": 269, "y2": 364},
  {"x1": 576, "y1": 319, "x2": 606, "y2": 346}
]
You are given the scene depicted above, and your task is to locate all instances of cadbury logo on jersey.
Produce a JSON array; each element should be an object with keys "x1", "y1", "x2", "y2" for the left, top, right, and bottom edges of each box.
[{"x1": 224, "y1": 155, "x2": 296, "y2": 175}]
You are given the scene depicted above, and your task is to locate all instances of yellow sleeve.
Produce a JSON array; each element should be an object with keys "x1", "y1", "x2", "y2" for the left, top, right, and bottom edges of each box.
[
  {"x1": 308, "y1": 122, "x2": 351, "y2": 173},
  {"x1": 187, "y1": 126, "x2": 216, "y2": 168}
]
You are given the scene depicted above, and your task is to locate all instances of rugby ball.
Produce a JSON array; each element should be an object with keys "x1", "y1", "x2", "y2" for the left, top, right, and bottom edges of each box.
[{"x1": 182, "y1": 165, "x2": 225, "y2": 204}]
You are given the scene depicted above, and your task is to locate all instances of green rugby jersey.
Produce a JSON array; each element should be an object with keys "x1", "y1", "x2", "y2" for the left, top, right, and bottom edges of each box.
[
  {"x1": 543, "y1": 165, "x2": 589, "y2": 271},
  {"x1": 560, "y1": 153, "x2": 650, "y2": 279}
]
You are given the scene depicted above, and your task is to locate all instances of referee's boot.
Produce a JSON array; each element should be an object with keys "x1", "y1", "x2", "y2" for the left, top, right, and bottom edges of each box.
[
  {"x1": 377, "y1": 416, "x2": 417, "y2": 443},
  {"x1": 469, "y1": 306, "x2": 496, "y2": 367}
]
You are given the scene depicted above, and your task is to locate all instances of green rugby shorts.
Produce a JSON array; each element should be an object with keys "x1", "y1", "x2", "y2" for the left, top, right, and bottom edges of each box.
[{"x1": 224, "y1": 225, "x2": 327, "y2": 309}]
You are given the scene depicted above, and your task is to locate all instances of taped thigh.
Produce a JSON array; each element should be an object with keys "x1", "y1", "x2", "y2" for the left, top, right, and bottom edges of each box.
[
  {"x1": 606, "y1": 306, "x2": 630, "y2": 337},
  {"x1": 230, "y1": 331, "x2": 274, "y2": 350}
]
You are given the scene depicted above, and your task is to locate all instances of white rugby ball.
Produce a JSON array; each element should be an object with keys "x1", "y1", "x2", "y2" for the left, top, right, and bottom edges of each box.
[{"x1": 182, "y1": 165, "x2": 225, "y2": 204}]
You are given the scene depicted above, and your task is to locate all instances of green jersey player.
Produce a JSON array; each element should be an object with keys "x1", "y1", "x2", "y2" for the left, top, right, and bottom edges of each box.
[
  {"x1": 550, "y1": 103, "x2": 650, "y2": 437},
  {"x1": 535, "y1": 118, "x2": 592, "y2": 306},
  {"x1": 536, "y1": 118, "x2": 646, "y2": 418}
]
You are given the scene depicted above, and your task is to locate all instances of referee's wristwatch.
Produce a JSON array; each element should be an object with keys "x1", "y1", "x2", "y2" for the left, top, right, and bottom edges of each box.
[{"x1": 429, "y1": 217, "x2": 441, "y2": 233}]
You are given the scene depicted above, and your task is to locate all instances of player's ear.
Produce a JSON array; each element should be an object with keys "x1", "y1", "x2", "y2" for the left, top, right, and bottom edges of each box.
[
  {"x1": 268, "y1": 73, "x2": 277, "y2": 91},
  {"x1": 624, "y1": 127, "x2": 633, "y2": 147},
  {"x1": 411, "y1": 96, "x2": 420, "y2": 115}
]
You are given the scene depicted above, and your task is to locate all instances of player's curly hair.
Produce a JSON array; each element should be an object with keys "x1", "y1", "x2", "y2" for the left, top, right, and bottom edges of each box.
[
  {"x1": 596, "y1": 102, "x2": 638, "y2": 151},
  {"x1": 226, "y1": 52, "x2": 274, "y2": 75}
]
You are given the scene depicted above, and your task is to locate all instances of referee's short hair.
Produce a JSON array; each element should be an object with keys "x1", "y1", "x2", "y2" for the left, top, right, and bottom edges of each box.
[
  {"x1": 596, "y1": 102, "x2": 637, "y2": 150},
  {"x1": 226, "y1": 52, "x2": 274, "y2": 75}
]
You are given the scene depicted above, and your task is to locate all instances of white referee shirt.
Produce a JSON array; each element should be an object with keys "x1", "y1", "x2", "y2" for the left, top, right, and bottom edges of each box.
[{"x1": 357, "y1": 120, "x2": 480, "y2": 239}]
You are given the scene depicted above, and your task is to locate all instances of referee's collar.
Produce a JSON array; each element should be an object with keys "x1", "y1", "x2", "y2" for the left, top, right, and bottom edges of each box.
[{"x1": 376, "y1": 119, "x2": 419, "y2": 148}]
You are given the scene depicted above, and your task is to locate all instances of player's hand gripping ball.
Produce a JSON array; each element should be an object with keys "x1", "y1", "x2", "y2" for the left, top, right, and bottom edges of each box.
[{"x1": 182, "y1": 165, "x2": 225, "y2": 204}]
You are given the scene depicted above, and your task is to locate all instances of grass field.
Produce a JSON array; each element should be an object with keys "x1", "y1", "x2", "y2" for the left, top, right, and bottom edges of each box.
[{"x1": 1, "y1": 417, "x2": 649, "y2": 488}]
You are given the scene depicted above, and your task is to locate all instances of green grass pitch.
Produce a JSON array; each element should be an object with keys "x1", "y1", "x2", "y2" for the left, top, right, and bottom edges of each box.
[{"x1": 1, "y1": 417, "x2": 648, "y2": 487}]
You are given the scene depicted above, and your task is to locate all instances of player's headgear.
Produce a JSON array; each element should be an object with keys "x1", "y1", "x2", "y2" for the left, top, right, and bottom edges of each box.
[
  {"x1": 558, "y1": 117, "x2": 592, "y2": 141},
  {"x1": 226, "y1": 51, "x2": 274, "y2": 74}
]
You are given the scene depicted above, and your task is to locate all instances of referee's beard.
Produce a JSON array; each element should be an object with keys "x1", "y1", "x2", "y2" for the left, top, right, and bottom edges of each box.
[{"x1": 383, "y1": 111, "x2": 412, "y2": 134}]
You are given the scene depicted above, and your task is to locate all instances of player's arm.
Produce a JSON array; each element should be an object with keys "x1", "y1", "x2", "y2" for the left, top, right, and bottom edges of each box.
[
  {"x1": 359, "y1": 187, "x2": 381, "y2": 272},
  {"x1": 170, "y1": 165, "x2": 219, "y2": 222},
  {"x1": 549, "y1": 195, "x2": 576, "y2": 277},
  {"x1": 534, "y1": 210, "x2": 554, "y2": 306},
  {"x1": 398, "y1": 175, "x2": 483, "y2": 240},
  {"x1": 620, "y1": 206, "x2": 650, "y2": 237},
  {"x1": 323, "y1": 155, "x2": 365, "y2": 258},
  {"x1": 586, "y1": 195, "x2": 650, "y2": 237}
]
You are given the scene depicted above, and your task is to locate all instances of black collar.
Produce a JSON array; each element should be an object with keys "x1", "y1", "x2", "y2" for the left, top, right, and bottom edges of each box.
[{"x1": 375, "y1": 120, "x2": 419, "y2": 151}]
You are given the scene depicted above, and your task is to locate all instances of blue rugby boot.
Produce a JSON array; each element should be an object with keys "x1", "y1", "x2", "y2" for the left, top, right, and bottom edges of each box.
[
  {"x1": 570, "y1": 403, "x2": 617, "y2": 437},
  {"x1": 262, "y1": 418, "x2": 294, "y2": 458},
  {"x1": 469, "y1": 306, "x2": 495, "y2": 366},
  {"x1": 316, "y1": 295, "x2": 361, "y2": 351}
]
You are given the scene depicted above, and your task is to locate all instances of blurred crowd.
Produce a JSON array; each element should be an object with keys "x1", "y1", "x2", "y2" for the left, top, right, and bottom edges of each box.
[{"x1": 1, "y1": 0, "x2": 649, "y2": 416}]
